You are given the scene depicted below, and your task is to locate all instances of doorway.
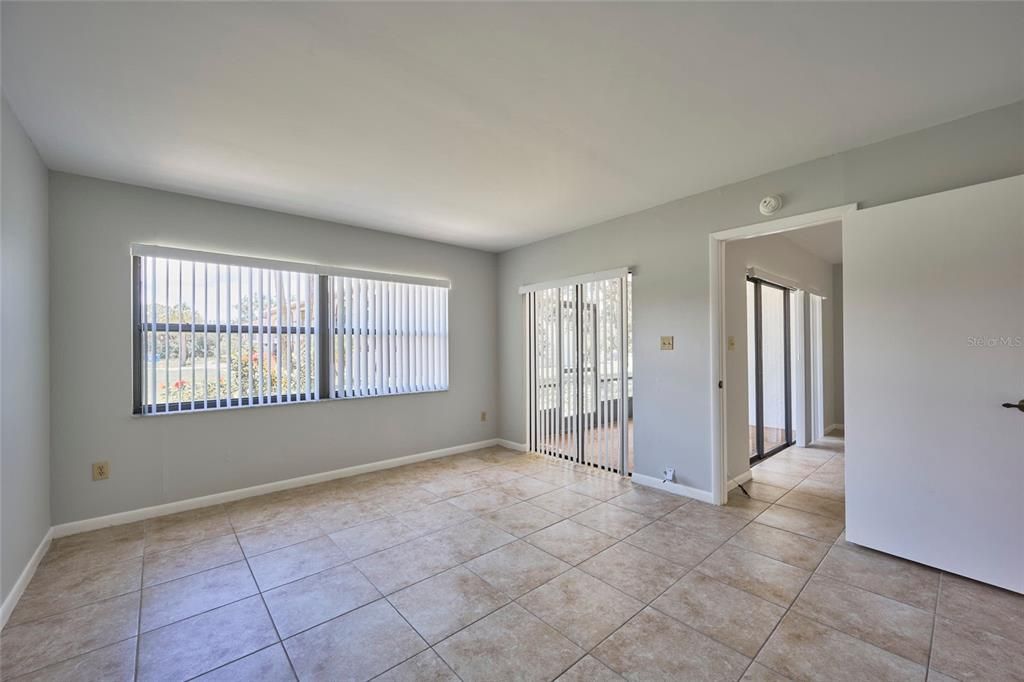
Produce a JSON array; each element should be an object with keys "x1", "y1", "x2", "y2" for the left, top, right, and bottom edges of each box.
[
  {"x1": 747, "y1": 277, "x2": 794, "y2": 462},
  {"x1": 525, "y1": 272, "x2": 633, "y2": 474}
]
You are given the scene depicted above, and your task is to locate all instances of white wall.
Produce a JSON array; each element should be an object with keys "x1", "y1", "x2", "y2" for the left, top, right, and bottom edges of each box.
[
  {"x1": 497, "y1": 100, "x2": 1024, "y2": 495},
  {"x1": 48, "y1": 173, "x2": 499, "y2": 524},
  {"x1": 1, "y1": 98, "x2": 51, "y2": 601},
  {"x1": 724, "y1": 233, "x2": 836, "y2": 480}
]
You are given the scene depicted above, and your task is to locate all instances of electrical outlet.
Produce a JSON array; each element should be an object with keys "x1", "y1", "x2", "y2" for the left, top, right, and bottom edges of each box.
[
  {"x1": 662, "y1": 467, "x2": 675, "y2": 482},
  {"x1": 92, "y1": 461, "x2": 110, "y2": 481},
  {"x1": 480, "y1": 411, "x2": 487, "y2": 422},
  {"x1": 728, "y1": 336, "x2": 736, "y2": 351},
  {"x1": 660, "y1": 336, "x2": 674, "y2": 351}
]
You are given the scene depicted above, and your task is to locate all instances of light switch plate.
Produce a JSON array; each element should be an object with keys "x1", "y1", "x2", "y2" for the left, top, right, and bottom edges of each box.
[{"x1": 660, "y1": 336, "x2": 674, "y2": 350}]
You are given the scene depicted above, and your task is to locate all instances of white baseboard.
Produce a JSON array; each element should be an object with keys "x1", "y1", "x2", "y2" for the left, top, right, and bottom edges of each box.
[
  {"x1": 1, "y1": 528, "x2": 53, "y2": 629},
  {"x1": 826, "y1": 423, "x2": 844, "y2": 434},
  {"x1": 728, "y1": 469, "x2": 753, "y2": 491},
  {"x1": 631, "y1": 473, "x2": 715, "y2": 504},
  {"x1": 52, "y1": 438, "x2": 500, "y2": 539},
  {"x1": 497, "y1": 439, "x2": 528, "y2": 452}
]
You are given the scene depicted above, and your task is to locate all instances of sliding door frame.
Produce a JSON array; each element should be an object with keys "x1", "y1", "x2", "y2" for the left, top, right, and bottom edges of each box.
[
  {"x1": 523, "y1": 270, "x2": 631, "y2": 475},
  {"x1": 748, "y1": 276, "x2": 794, "y2": 463}
]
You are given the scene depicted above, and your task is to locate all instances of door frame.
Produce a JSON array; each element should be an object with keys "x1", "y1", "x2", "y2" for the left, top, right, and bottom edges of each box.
[
  {"x1": 709, "y1": 204, "x2": 857, "y2": 504},
  {"x1": 521, "y1": 268, "x2": 633, "y2": 474},
  {"x1": 747, "y1": 276, "x2": 795, "y2": 463}
]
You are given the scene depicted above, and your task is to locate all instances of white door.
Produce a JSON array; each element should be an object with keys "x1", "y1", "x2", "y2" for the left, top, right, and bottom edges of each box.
[{"x1": 845, "y1": 175, "x2": 1023, "y2": 592}]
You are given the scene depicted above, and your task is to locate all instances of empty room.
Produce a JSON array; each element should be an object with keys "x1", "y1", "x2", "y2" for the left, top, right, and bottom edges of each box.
[{"x1": 1, "y1": 2, "x2": 1022, "y2": 681}]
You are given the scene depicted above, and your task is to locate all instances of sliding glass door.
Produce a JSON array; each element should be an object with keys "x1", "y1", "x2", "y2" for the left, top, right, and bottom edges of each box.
[
  {"x1": 527, "y1": 274, "x2": 633, "y2": 474},
  {"x1": 747, "y1": 277, "x2": 794, "y2": 462}
]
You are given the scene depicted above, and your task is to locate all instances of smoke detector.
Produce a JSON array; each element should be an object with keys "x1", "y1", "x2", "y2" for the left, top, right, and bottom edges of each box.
[{"x1": 759, "y1": 195, "x2": 783, "y2": 216}]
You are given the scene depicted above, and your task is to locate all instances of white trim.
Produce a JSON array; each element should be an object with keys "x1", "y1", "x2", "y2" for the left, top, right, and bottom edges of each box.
[
  {"x1": 709, "y1": 203, "x2": 857, "y2": 506},
  {"x1": 1, "y1": 528, "x2": 53, "y2": 628},
  {"x1": 826, "y1": 423, "x2": 844, "y2": 434},
  {"x1": 631, "y1": 473, "x2": 715, "y2": 504},
  {"x1": 518, "y1": 267, "x2": 631, "y2": 295},
  {"x1": 131, "y1": 244, "x2": 451, "y2": 289},
  {"x1": 728, "y1": 469, "x2": 753, "y2": 491},
  {"x1": 51, "y1": 439, "x2": 498, "y2": 538},
  {"x1": 497, "y1": 439, "x2": 528, "y2": 452}
]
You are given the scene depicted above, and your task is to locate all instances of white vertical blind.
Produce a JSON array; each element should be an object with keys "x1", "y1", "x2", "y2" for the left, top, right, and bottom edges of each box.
[
  {"x1": 329, "y1": 277, "x2": 449, "y2": 398},
  {"x1": 137, "y1": 255, "x2": 318, "y2": 413}
]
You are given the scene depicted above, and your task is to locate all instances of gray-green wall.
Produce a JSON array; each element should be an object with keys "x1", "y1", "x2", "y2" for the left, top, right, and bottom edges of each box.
[
  {"x1": 1, "y1": 97, "x2": 51, "y2": 602},
  {"x1": 48, "y1": 174, "x2": 499, "y2": 524},
  {"x1": 497, "y1": 101, "x2": 1024, "y2": 494}
]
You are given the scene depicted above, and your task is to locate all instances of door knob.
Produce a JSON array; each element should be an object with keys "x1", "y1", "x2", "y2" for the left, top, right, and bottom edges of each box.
[{"x1": 1002, "y1": 400, "x2": 1024, "y2": 412}]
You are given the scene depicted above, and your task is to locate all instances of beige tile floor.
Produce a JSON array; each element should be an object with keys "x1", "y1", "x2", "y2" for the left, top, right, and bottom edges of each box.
[{"x1": 2, "y1": 435, "x2": 1022, "y2": 681}]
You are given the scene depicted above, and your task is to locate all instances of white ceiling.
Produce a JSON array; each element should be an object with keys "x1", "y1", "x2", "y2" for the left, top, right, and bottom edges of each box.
[
  {"x1": 3, "y1": 3, "x2": 1022, "y2": 251},
  {"x1": 783, "y1": 221, "x2": 844, "y2": 265}
]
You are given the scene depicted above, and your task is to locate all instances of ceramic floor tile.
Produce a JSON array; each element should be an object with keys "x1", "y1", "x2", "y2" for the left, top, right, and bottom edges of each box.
[
  {"x1": 755, "y1": 612, "x2": 925, "y2": 682},
  {"x1": 624, "y1": 520, "x2": 722, "y2": 568},
  {"x1": 0, "y1": 592, "x2": 140, "y2": 679},
  {"x1": 557, "y1": 655, "x2": 625, "y2": 681},
  {"x1": 142, "y1": 534, "x2": 243, "y2": 587},
  {"x1": 816, "y1": 544, "x2": 939, "y2": 611},
  {"x1": 141, "y1": 560, "x2": 257, "y2": 632},
  {"x1": 754, "y1": 505, "x2": 844, "y2": 543},
  {"x1": 721, "y1": 492, "x2": 772, "y2": 520},
  {"x1": 307, "y1": 500, "x2": 387, "y2": 535},
  {"x1": 518, "y1": 569, "x2": 643, "y2": 649},
  {"x1": 388, "y1": 566, "x2": 510, "y2": 644},
  {"x1": 524, "y1": 520, "x2": 618, "y2": 565},
  {"x1": 749, "y1": 469, "x2": 805, "y2": 491},
  {"x1": 464, "y1": 540, "x2": 572, "y2": 598},
  {"x1": 652, "y1": 571, "x2": 785, "y2": 658},
  {"x1": 727, "y1": 522, "x2": 831, "y2": 571},
  {"x1": 567, "y1": 477, "x2": 634, "y2": 502},
  {"x1": 143, "y1": 506, "x2": 234, "y2": 554},
  {"x1": 9, "y1": 638, "x2": 136, "y2": 682},
  {"x1": 479, "y1": 501, "x2": 562, "y2": 537},
  {"x1": 793, "y1": 575, "x2": 934, "y2": 665},
  {"x1": 137, "y1": 595, "x2": 277, "y2": 682},
  {"x1": 235, "y1": 516, "x2": 323, "y2": 557},
  {"x1": 608, "y1": 488, "x2": 688, "y2": 517},
  {"x1": 530, "y1": 489, "x2": 603, "y2": 517},
  {"x1": 224, "y1": 496, "x2": 307, "y2": 532},
  {"x1": 247, "y1": 536, "x2": 348, "y2": 591},
  {"x1": 283, "y1": 600, "x2": 427, "y2": 682},
  {"x1": 447, "y1": 488, "x2": 521, "y2": 514},
  {"x1": 9, "y1": 555, "x2": 142, "y2": 626},
  {"x1": 592, "y1": 607, "x2": 750, "y2": 681},
  {"x1": 793, "y1": 477, "x2": 844, "y2": 503},
  {"x1": 740, "y1": 662, "x2": 791, "y2": 681},
  {"x1": 394, "y1": 501, "x2": 474, "y2": 534},
  {"x1": 327, "y1": 516, "x2": 422, "y2": 560},
  {"x1": 354, "y1": 534, "x2": 460, "y2": 595},
  {"x1": 434, "y1": 603, "x2": 584, "y2": 682},
  {"x1": 740, "y1": 481, "x2": 790, "y2": 504},
  {"x1": 371, "y1": 486, "x2": 441, "y2": 515},
  {"x1": 578, "y1": 542, "x2": 687, "y2": 603},
  {"x1": 929, "y1": 616, "x2": 1024, "y2": 682},
  {"x1": 662, "y1": 504, "x2": 750, "y2": 542},
  {"x1": 428, "y1": 518, "x2": 517, "y2": 562},
  {"x1": 697, "y1": 545, "x2": 810, "y2": 607},
  {"x1": 492, "y1": 475, "x2": 560, "y2": 500},
  {"x1": 194, "y1": 644, "x2": 296, "y2": 681},
  {"x1": 262, "y1": 563, "x2": 381, "y2": 637},
  {"x1": 374, "y1": 650, "x2": 459, "y2": 682},
  {"x1": 571, "y1": 503, "x2": 654, "y2": 539},
  {"x1": 936, "y1": 572, "x2": 1024, "y2": 644},
  {"x1": 775, "y1": 490, "x2": 845, "y2": 521}
]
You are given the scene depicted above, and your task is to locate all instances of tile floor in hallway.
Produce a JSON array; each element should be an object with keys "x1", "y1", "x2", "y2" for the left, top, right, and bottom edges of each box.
[{"x1": 2, "y1": 436, "x2": 1022, "y2": 681}]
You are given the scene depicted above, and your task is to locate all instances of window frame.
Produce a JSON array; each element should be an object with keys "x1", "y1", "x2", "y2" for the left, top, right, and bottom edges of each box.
[{"x1": 131, "y1": 245, "x2": 450, "y2": 415}]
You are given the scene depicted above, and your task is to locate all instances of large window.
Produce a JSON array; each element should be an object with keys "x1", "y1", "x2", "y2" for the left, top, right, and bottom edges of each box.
[{"x1": 133, "y1": 246, "x2": 449, "y2": 414}]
